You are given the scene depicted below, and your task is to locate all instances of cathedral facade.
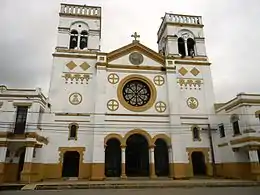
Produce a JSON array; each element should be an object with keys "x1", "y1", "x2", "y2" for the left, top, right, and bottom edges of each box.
[{"x1": 0, "y1": 3, "x2": 260, "y2": 183}]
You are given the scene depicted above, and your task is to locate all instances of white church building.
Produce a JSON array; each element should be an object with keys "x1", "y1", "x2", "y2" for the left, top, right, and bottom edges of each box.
[{"x1": 0, "y1": 3, "x2": 260, "y2": 183}]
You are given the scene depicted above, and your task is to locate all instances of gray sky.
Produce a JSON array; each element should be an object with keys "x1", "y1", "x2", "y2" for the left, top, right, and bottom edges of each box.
[{"x1": 1, "y1": 0, "x2": 259, "y2": 102}]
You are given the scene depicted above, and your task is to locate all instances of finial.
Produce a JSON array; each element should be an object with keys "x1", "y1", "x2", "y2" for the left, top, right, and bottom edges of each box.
[{"x1": 131, "y1": 32, "x2": 140, "y2": 43}]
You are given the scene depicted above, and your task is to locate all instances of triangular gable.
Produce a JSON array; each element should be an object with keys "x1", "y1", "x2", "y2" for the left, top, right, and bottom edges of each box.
[{"x1": 107, "y1": 41, "x2": 165, "y2": 65}]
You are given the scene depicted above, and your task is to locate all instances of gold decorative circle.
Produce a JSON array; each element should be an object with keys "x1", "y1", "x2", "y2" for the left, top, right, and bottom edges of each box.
[
  {"x1": 187, "y1": 97, "x2": 199, "y2": 109},
  {"x1": 155, "y1": 101, "x2": 167, "y2": 113},
  {"x1": 117, "y1": 75, "x2": 157, "y2": 112},
  {"x1": 108, "y1": 73, "x2": 119, "y2": 84},
  {"x1": 153, "y1": 75, "x2": 165, "y2": 86},
  {"x1": 69, "y1": 93, "x2": 82, "y2": 105},
  {"x1": 107, "y1": 99, "x2": 119, "y2": 111}
]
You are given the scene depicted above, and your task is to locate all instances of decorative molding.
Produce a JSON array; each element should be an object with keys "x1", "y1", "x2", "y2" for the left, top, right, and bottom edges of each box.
[
  {"x1": 53, "y1": 53, "x2": 97, "y2": 59},
  {"x1": 58, "y1": 146, "x2": 85, "y2": 165},
  {"x1": 59, "y1": 12, "x2": 101, "y2": 19},
  {"x1": 107, "y1": 73, "x2": 119, "y2": 84},
  {"x1": 230, "y1": 137, "x2": 260, "y2": 145},
  {"x1": 107, "y1": 99, "x2": 119, "y2": 111},
  {"x1": 175, "y1": 61, "x2": 211, "y2": 66},
  {"x1": 56, "y1": 47, "x2": 101, "y2": 55},
  {"x1": 62, "y1": 73, "x2": 91, "y2": 84},
  {"x1": 152, "y1": 134, "x2": 171, "y2": 147},
  {"x1": 104, "y1": 119, "x2": 169, "y2": 123},
  {"x1": 13, "y1": 102, "x2": 32, "y2": 108},
  {"x1": 187, "y1": 97, "x2": 199, "y2": 109},
  {"x1": 155, "y1": 101, "x2": 167, "y2": 113},
  {"x1": 117, "y1": 75, "x2": 157, "y2": 112},
  {"x1": 107, "y1": 42, "x2": 164, "y2": 65},
  {"x1": 177, "y1": 78, "x2": 203, "y2": 90},
  {"x1": 105, "y1": 113, "x2": 169, "y2": 117},
  {"x1": 104, "y1": 131, "x2": 171, "y2": 149},
  {"x1": 98, "y1": 63, "x2": 173, "y2": 72},
  {"x1": 180, "y1": 116, "x2": 208, "y2": 120},
  {"x1": 55, "y1": 120, "x2": 90, "y2": 122},
  {"x1": 55, "y1": 113, "x2": 90, "y2": 116},
  {"x1": 69, "y1": 93, "x2": 83, "y2": 105},
  {"x1": 0, "y1": 132, "x2": 48, "y2": 145},
  {"x1": 153, "y1": 75, "x2": 165, "y2": 86},
  {"x1": 218, "y1": 143, "x2": 229, "y2": 147}
]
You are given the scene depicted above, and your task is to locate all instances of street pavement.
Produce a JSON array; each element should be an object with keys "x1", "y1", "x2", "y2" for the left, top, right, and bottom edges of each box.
[{"x1": 1, "y1": 187, "x2": 260, "y2": 195}]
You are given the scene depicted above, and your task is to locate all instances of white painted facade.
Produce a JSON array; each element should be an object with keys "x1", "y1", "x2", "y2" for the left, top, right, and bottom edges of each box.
[
  {"x1": 43, "y1": 5, "x2": 215, "y2": 167},
  {"x1": 1, "y1": 3, "x2": 260, "y2": 182}
]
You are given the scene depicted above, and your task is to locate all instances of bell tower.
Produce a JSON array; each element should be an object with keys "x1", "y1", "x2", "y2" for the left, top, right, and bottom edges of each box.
[
  {"x1": 57, "y1": 3, "x2": 101, "y2": 51},
  {"x1": 48, "y1": 4, "x2": 102, "y2": 113},
  {"x1": 157, "y1": 13, "x2": 206, "y2": 58}
]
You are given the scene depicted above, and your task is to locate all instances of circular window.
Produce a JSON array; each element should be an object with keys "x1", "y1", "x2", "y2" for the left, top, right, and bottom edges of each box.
[
  {"x1": 117, "y1": 75, "x2": 157, "y2": 112},
  {"x1": 123, "y1": 80, "x2": 151, "y2": 107}
]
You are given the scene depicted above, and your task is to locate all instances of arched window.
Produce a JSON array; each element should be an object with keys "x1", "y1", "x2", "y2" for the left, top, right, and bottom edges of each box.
[
  {"x1": 187, "y1": 38, "x2": 195, "y2": 57},
  {"x1": 68, "y1": 123, "x2": 78, "y2": 140},
  {"x1": 178, "y1": 37, "x2": 186, "y2": 57},
  {"x1": 69, "y1": 30, "x2": 78, "y2": 49},
  {"x1": 80, "y1": 31, "x2": 88, "y2": 49},
  {"x1": 192, "y1": 126, "x2": 200, "y2": 141}
]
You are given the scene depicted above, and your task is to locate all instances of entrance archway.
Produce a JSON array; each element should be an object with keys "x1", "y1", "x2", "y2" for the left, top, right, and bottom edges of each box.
[
  {"x1": 62, "y1": 151, "x2": 80, "y2": 177},
  {"x1": 126, "y1": 134, "x2": 149, "y2": 177},
  {"x1": 155, "y1": 139, "x2": 169, "y2": 176},
  {"x1": 17, "y1": 149, "x2": 25, "y2": 181},
  {"x1": 105, "y1": 138, "x2": 121, "y2": 177},
  {"x1": 191, "y1": 151, "x2": 206, "y2": 176}
]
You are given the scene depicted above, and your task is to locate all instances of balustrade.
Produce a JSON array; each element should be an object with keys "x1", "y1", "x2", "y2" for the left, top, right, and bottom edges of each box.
[{"x1": 60, "y1": 4, "x2": 101, "y2": 17}]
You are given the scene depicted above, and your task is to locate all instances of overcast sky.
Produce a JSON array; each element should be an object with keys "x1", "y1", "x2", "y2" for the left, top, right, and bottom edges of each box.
[{"x1": 1, "y1": 0, "x2": 259, "y2": 102}]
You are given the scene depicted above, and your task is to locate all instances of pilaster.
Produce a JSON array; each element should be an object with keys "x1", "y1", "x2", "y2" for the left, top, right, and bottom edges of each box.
[
  {"x1": 0, "y1": 146, "x2": 7, "y2": 183},
  {"x1": 20, "y1": 147, "x2": 34, "y2": 183}
]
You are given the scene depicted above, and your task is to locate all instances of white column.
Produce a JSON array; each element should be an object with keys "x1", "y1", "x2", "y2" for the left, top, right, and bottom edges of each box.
[
  {"x1": 0, "y1": 147, "x2": 7, "y2": 163},
  {"x1": 249, "y1": 150, "x2": 259, "y2": 163},
  {"x1": 149, "y1": 147, "x2": 155, "y2": 164},
  {"x1": 121, "y1": 147, "x2": 126, "y2": 179},
  {"x1": 122, "y1": 147, "x2": 125, "y2": 163},
  {"x1": 24, "y1": 147, "x2": 34, "y2": 163},
  {"x1": 184, "y1": 40, "x2": 188, "y2": 56},
  {"x1": 149, "y1": 147, "x2": 156, "y2": 178}
]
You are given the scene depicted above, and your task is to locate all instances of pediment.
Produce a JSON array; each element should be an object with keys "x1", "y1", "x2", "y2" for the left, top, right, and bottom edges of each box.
[{"x1": 107, "y1": 42, "x2": 165, "y2": 66}]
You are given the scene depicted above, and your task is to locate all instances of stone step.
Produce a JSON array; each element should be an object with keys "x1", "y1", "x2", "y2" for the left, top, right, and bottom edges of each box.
[{"x1": 26, "y1": 180, "x2": 260, "y2": 191}]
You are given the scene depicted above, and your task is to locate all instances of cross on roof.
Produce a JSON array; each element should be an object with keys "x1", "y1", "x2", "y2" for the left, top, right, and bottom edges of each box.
[{"x1": 131, "y1": 32, "x2": 140, "y2": 42}]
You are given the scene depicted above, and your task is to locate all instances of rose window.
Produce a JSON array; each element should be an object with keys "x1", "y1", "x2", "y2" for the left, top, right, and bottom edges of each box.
[{"x1": 122, "y1": 80, "x2": 151, "y2": 107}]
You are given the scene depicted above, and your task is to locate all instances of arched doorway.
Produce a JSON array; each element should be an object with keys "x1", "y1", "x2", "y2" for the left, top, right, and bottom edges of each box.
[
  {"x1": 191, "y1": 152, "x2": 206, "y2": 176},
  {"x1": 17, "y1": 148, "x2": 25, "y2": 181},
  {"x1": 62, "y1": 151, "x2": 80, "y2": 177},
  {"x1": 126, "y1": 134, "x2": 149, "y2": 177},
  {"x1": 154, "y1": 139, "x2": 169, "y2": 176},
  {"x1": 105, "y1": 138, "x2": 121, "y2": 177}
]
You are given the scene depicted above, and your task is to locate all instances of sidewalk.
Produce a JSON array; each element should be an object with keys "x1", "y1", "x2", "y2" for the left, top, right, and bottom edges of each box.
[{"x1": 15, "y1": 179, "x2": 260, "y2": 191}]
